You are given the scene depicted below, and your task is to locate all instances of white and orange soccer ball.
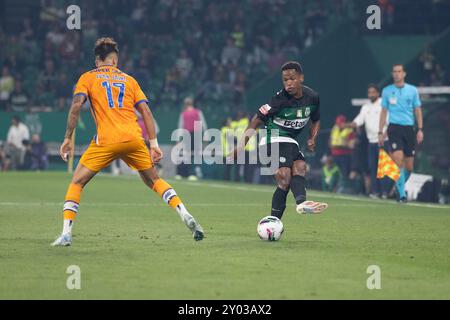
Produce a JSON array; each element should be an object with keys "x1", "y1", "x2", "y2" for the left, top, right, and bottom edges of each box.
[{"x1": 257, "y1": 216, "x2": 284, "y2": 241}]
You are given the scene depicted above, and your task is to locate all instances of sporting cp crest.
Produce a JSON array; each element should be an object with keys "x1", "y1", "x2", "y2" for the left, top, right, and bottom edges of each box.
[{"x1": 304, "y1": 107, "x2": 311, "y2": 117}]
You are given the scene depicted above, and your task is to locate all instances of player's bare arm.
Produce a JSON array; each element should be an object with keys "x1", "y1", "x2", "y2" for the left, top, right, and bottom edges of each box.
[
  {"x1": 307, "y1": 120, "x2": 320, "y2": 152},
  {"x1": 135, "y1": 101, "x2": 163, "y2": 163},
  {"x1": 415, "y1": 107, "x2": 424, "y2": 144},
  {"x1": 60, "y1": 94, "x2": 86, "y2": 162},
  {"x1": 378, "y1": 107, "x2": 388, "y2": 147}
]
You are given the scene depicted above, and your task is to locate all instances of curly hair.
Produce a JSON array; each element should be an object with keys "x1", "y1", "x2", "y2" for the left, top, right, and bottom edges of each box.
[{"x1": 94, "y1": 37, "x2": 119, "y2": 61}]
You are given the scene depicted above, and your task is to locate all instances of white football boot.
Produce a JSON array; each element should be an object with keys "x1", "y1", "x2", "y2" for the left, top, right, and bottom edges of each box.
[
  {"x1": 296, "y1": 201, "x2": 328, "y2": 214},
  {"x1": 51, "y1": 233, "x2": 72, "y2": 246},
  {"x1": 184, "y1": 216, "x2": 204, "y2": 241}
]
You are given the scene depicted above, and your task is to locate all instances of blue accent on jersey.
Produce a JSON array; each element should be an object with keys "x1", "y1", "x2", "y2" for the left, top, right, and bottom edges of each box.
[
  {"x1": 112, "y1": 82, "x2": 125, "y2": 108},
  {"x1": 101, "y1": 81, "x2": 126, "y2": 109},
  {"x1": 134, "y1": 99, "x2": 148, "y2": 108},
  {"x1": 381, "y1": 83, "x2": 421, "y2": 126},
  {"x1": 101, "y1": 81, "x2": 114, "y2": 108}
]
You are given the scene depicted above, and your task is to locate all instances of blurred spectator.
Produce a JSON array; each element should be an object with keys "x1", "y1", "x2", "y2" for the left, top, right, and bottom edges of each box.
[
  {"x1": 419, "y1": 48, "x2": 435, "y2": 75},
  {"x1": 0, "y1": 142, "x2": 11, "y2": 171},
  {"x1": 20, "y1": 139, "x2": 33, "y2": 170},
  {"x1": 304, "y1": 29, "x2": 314, "y2": 49},
  {"x1": 8, "y1": 80, "x2": 29, "y2": 112},
  {"x1": 30, "y1": 134, "x2": 48, "y2": 170},
  {"x1": 24, "y1": 110, "x2": 43, "y2": 136},
  {"x1": 267, "y1": 45, "x2": 286, "y2": 72},
  {"x1": 322, "y1": 156, "x2": 340, "y2": 192},
  {"x1": 230, "y1": 111, "x2": 256, "y2": 183},
  {"x1": 305, "y1": 5, "x2": 328, "y2": 38},
  {"x1": 55, "y1": 73, "x2": 72, "y2": 100},
  {"x1": 221, "y1": 117, "x2": 235, "y2": 181},
  {"x1": 233, "y1": 71, "x2": 246, "y2": 107},
  {"x1": 1, "y1": 0, "x2": 339, "y2": 112},
  {"x1": 378, "y1": 0, "x2": 395, "y2": 30},
  {"x1": 59, "y1": 32, "x2": 80, "y2": 62},
  {"x1": 56, "y1": 97, "x2": 68, "y2": 111},
  {"x1": 434, "y1": 63, "x2": 446, "y2": 81},
  {"x1": 131, "y1": 0, "x2": 147, "y2": 28},
  {"x1": 231, "y1": 23, "x2": 245, "y2": 49},
  {"x1": 45, "y1": 23, "x2": 65, "y2": 51},
  {"x1": 221, "y1": 37, "x2": 242, "y2": 65},
  {"x1": 348, "y1": 129, "x2": 369, "y2": 195},
  {"x1": 175, "y1": 49, "x2": 194, "y2": 80},
  {"x1": 329, "y1": 114, "x2": 355, "y2": 179},
  {"x1": 176, "y1": 97, "x2": 208, "y2": 180},
  {"x1": 38, "y1": 59, "x2": 57, "y2": 91},
  {"x1": 164, "y1": 66, "x2": 181, "y2": 102},
  {"x1": 6, "y1": 115, "x2": 30, "y2": 170},
  {"x1": 344, "y1": 84, "x2": 391, "y2": 198},
  {"x1": 0, "y1": 65, "x2": 15, "y2": 110}
]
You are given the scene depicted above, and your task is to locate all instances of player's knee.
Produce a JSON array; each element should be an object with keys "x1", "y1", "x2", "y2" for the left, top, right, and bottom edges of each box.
[
  {"x1": 293, "y1": 162, "x2": 307, "y2": 176},
  {"x1": 139, "y1": 169, "x2": 159, "y2": 188},
  {"x1": 71, "y1": 178, "x2": 88, "y2": 187},
  {"x1": 275, "y1": 168, "x2": 291, "y2": 189}
]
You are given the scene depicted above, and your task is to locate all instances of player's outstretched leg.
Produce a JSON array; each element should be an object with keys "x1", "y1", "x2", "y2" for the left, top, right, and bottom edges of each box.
[
  {"x1": 139, "y1": 169, "x2": 204, "y2": 241},
  {"x1": 52, "y1": 164, "x2": 97, "y2": 246},
  {"x1": 291, "y1": 160, "x2": 328, "y2": 214}
]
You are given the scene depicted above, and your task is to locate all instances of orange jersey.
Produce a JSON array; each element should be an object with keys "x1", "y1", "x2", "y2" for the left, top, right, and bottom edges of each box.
[{"x1": 74, "y1": 66, "x2": 148, "y2": 145}]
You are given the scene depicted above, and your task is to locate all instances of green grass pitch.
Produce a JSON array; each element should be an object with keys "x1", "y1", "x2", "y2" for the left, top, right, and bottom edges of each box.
[{"x1": 0, "y1": 172, "x2": 449, "y2": 299}]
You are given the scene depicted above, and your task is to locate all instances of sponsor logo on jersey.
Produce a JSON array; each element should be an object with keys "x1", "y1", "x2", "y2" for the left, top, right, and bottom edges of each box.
[{"x1": 273, "y1": 117, "x2": 309, "y2": 129}]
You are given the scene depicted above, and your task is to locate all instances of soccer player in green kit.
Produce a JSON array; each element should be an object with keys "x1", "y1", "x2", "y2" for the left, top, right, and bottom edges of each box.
[{"x1": 232, "y1": 61, "x2": 328, "y2": 219}]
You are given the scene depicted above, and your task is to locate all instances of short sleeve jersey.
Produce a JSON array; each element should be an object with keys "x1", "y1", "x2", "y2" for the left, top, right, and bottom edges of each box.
[
  {"x1": 257, "y1": 86, "x2": 320, "y2": 145},
  {"x1": 381, "y1": 83, "x2": 421, "y2": 126},
  {"x1": 74, "y1": 66, "x2": 148, "y2": 145}
]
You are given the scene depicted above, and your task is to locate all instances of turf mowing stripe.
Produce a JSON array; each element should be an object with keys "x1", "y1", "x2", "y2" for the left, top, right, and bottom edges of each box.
[
  {"x1": 68, "y1": 174, "x2": 450, "y2": 210},
  {"x1": 0, "y1": 202, "x2": 386, "y2": 207}
]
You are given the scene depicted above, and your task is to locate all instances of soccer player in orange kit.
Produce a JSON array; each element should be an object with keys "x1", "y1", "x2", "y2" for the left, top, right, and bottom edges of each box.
[{"x1": 52, "y1": 38, "x2": 204, "y2": 246}]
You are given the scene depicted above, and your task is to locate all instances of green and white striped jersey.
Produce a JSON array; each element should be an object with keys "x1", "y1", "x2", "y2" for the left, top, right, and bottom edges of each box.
[{"x1": 257, "y1": 86, "x2": 320, "y2": 145}]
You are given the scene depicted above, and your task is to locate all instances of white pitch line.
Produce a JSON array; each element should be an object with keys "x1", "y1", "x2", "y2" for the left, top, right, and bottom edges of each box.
[{"x1": 176, "y1": 180, "x2": 450, "y2": 210}]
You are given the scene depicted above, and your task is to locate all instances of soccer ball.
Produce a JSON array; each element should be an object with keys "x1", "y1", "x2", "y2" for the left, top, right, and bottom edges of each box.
[{"x1": 257, "y1": 216, "x2": 284, "y2": 241}]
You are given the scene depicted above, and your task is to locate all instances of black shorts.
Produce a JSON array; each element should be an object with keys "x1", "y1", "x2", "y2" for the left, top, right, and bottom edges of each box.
[
  {"x1": 387, "y1": 124, "x2": 416, "y2": 157},
  {"x1": 262, "y1": 142, "x2": 305, "y2": 169}
]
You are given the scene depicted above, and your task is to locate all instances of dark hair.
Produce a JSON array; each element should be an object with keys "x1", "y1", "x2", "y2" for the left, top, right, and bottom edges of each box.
[
  {"x1": 94, "y1": 37, "x2": 119, "y2": 61},
  {"x1": 367, "y1": 83, "x2": 379, "y2": 92},
  {"x1": 281, "y1": 61, "x2": 303, "y2": 74},
  {"x1": 393, "y1": 63, "x2": 405, "y2": 71},
  {"x1": 12, "y1": 115, "x2": 20, "y2": 122}
]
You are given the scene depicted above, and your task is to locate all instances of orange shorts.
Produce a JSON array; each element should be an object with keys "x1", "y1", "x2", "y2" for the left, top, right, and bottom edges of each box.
[{"x1": 80, "y1": 139, "x2": 153, "y2": 172}]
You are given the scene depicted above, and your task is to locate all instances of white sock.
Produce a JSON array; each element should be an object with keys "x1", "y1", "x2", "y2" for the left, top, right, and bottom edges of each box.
[
  {"x1": 175, "y1": 203, "x2": 193, "y2": 222},
  {"x1": 62, "y1": 219, "x2": 73, "y2": 235}
]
